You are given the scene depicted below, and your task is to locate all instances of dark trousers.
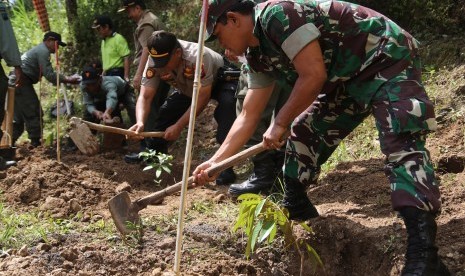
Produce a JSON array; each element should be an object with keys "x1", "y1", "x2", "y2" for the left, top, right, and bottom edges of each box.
[
  {"x1": 0, "y1": 66, "x2": 8, "y2": 139},
  {"x1": 13, "y1": 76, "x2": 42, "y2": 141},
  {"x1": 105, "y1": 67, "x2": 124, "y2": 79},
  {"x1": 146, "y1": 81, "x2": 237, "y2": 153}
]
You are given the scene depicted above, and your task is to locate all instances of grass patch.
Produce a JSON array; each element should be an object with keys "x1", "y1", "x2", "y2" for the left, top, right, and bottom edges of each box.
[{"x1": 0, "y1": 196, "x2": 114, "y2": 250}]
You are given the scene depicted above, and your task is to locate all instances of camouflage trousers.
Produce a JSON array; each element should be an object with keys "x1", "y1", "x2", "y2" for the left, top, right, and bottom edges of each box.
[{"x1": 284, "y1": 60, "x2": 441, "y2": 213}]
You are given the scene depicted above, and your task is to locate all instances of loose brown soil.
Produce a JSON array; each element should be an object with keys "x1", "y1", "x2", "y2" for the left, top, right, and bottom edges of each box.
[{"x1": 1, "y1": 67, "x2": 465, "y2": 276}]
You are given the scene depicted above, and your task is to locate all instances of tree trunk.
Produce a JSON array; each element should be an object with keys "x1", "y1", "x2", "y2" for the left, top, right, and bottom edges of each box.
[{"x1": 65, "y1": 0, "x2": 78, "y2": 27}]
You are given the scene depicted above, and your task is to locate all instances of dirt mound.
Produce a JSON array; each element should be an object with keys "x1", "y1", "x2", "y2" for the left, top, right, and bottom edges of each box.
[{"x1": 1, "y1": 99, "x2": 464, "y2": 275}]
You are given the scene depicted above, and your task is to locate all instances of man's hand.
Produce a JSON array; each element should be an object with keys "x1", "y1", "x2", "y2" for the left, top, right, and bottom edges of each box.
[
  {"x1": 193, "y1": 160, "x2": 218, "y2": 186},
  {"x1": 133, "y1": 74, "x2": 142, "y2": 90},
  {"x1": 102, "y1": 111, "x2": 112, "y2": 121},
  {"x1": 65, "y1": 76, "x2": 81, "y2": 85},
  {"x1": 93, "y1": 110, "x2": 104, "y2": 120},
  {"x1": 129, "y1": 122, "x2": 145, "y2": 133},
  {"x1": 263, "y1": 123, "x2": 288, "y2": 150},
  {"x1": 14, "y1": 66, "x2": 23, "y2": 88},
  {"x1": 164, "y1": 123, "x2": 183, "y2": 141},
  {"x1": 127, "y1": 122, "x2": 145, "y2": 140}
]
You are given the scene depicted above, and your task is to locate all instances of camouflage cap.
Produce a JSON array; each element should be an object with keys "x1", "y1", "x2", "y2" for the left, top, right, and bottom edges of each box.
[{"x1": 205, "y1": 0, "x2": 242, "y2": 42}]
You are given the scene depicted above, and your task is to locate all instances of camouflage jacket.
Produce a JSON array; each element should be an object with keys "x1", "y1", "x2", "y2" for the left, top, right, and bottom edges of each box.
[{"x1": 246, "y1": 0, "x2": 420, "y2": 104}]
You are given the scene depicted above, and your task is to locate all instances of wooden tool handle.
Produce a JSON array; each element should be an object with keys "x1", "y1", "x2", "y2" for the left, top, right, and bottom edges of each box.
[
  {"x1": 70, "y1": 117, "x2": 165, "y2": 138},
  {"x1": 135, "y1": 142, "x2": 266, "y2": 208}
]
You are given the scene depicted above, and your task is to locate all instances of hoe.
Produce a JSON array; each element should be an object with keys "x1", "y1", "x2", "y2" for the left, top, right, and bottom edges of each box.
[{"x1": 108, "y1": 142, "x2": 267, "y2": 236}]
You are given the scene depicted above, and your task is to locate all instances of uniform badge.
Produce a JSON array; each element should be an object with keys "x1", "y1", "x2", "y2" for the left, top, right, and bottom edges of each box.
[
  {"x1": 183, "y1": 64, "x2": 205, "y2": 80},
  {"x1": 149, "y1": 47, "x2": 158, "y2": 57},
  {"x1": 146, "y1": 68, "x2": 155, "y2": 79}
]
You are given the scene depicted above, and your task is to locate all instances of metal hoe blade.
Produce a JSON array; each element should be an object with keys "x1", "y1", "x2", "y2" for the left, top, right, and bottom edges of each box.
[{"x1": 108, "y1": 191, "x2": 142, "y2": 236}]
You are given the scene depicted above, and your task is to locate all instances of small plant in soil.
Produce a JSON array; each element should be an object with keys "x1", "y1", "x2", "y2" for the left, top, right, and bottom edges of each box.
[
  {"x1": 233, "y1": 193, "x2": 323, "y2": 276},
  {"x1": 139, "y1": 150, "x2": 173, "y2": 184}
]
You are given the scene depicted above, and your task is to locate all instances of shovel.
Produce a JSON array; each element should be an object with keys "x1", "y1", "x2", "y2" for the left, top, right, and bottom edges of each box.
[
  {"x1": 108, "y1": 142, "x2": 267, "y2": 236},
  {"x1": 69, "y1": 117, "x2": 165, "y2": 155}
]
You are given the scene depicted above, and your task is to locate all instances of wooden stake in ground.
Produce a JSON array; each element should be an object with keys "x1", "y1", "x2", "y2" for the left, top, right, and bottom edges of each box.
[
  {"x1": 55, "y1": 41, "x2": 61, "y2": 162},
  {"x1": 173, "y1": 0, "x2": 209, "y2": 274}
]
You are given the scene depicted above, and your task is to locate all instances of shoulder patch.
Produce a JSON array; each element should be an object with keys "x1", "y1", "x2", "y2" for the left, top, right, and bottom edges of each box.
[{"x1": 146, "y1": 68, "x2": 155, "y2": 79}]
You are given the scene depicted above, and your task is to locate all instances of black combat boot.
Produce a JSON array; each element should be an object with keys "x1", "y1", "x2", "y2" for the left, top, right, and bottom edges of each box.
[
  {"x1": 229, "y1": 159, "x2": 277, "y2": 197},
  {"x1": 399, "y1": 207, "x2": 450, "y2": 276},
  {"x1": 282, "y1": 176, "x2": 319, "y2": 221},
  {"x1": 216, "y1": 167, "x2": 236, "y2": 185},
  {"x1": 30, "y1": 138, "x2": 41, "y2": 147},
  {"x1": 0, "y1": 157, "x2": 16, "y2": 171}
]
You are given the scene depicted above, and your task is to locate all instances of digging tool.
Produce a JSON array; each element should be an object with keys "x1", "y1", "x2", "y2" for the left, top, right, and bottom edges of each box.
[
  {"x1": 108, "y1": 142, "x2": 267, "y2": 236},
  {"x1": 1, "y1": 86, "x2": 15, "y2": 147},
  {"x1": 68, "y1": 117, "x2": 165, "y2": 155}
]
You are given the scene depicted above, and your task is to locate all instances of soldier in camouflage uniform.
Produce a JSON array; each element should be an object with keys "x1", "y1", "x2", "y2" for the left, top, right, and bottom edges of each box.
[{"x1": 193, "y1": 1, "x2": 449, "y2": 275}]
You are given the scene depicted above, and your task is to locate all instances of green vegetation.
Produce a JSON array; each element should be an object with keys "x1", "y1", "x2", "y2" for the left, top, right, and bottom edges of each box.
[
  {"x1": 139, "y1": 150, "x2": 174, "y2": 184},
  {"x1": 233, "y1": 193, "x2": 322, "y2": 275},
  {"x1": 0, "y1": 196, "x2": 113, "y2": 249}
]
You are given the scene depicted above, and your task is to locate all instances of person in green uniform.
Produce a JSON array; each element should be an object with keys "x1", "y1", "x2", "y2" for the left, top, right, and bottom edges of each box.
[
  {"x1": 0, "y1": 0, "x2": 22, "y2": 169},
  {"x1": 92, "y1": 15, "x2": 131, "y2": 81},
  {"x1": 193, "y1": 1, "x2": 450, "y2": 275},
  {"x1": 12, "y1": 31, "x2": 80, "y2": 147},
  {"x1": 80, "y1": 66, "x2": 136, "y2": 125}
]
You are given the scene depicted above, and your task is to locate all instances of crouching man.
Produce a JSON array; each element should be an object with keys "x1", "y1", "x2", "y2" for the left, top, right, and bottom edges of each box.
[{"x1": 80, "y1": 66, "x2": 136, "y2": 125}]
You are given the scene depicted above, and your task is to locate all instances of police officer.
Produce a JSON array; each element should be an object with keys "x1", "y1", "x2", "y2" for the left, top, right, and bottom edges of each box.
[
  {"x1": 0, "y1": 0, "x2": 21, "y2": 169},
  {"x1": 127, "y1": 30, "x2": 237, "y2": 167},
  {"x1": 80, "y1": 66, "x2": 136, "y2": 125},
  {"x1": 118, "y1": 0, "x2": 163, "y2": 91},
  {"x1": 118, "y1": 0, "x2": 170, "y2": 159},
  {"x1": 12, "y1": 31, "x2": 80, "y2": 147},
  {"x1": 193, "y1": 1, "x2": 449, "y2": 275}
]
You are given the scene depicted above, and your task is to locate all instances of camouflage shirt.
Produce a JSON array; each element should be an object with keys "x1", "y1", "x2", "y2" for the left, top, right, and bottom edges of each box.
[{"x1": 246, "y1": 0, "x2": 419, "y2": 104}]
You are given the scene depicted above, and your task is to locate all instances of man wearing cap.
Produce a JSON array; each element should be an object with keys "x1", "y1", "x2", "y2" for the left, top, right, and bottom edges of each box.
[
  {"x1": 193, "y1": 1, "x2": 449, "y2": 275},
  {"x1": 92, "y1": 15, "x2": 131, "y2": 81},
  {"x1": 12, "y1": 31, "x2": 80, "y2": 147},
  {"x1": 0, "y1": 0, "x2": 22, "y2": 169},
  {"x1": 118, "y1": 0, "x2": 171, "y2": 163},
  {"x1": 118, "y1": 0, "x2": 163, "y2": 91},
  {"x1": 128, "y1": 30, "x2": 237, "y2": 163},
  {"x1": 80, "y1": 66, "x2": 136, "y2": 125}
]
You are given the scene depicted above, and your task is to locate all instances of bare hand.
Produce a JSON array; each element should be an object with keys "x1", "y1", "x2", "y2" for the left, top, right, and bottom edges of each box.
[
  {"x1": 102, "y1": 111, "x2": 112, "y2": 121},
  {"x1": 193, "y1": 160, "x2": 217, "y2": 186},
  {"x1": 127, "y1": 123, "x2": 145, "y2": 140},
  {"x1": 93, "y1": 111, "x2": 104, "y2": 120},
  {"x1": 263, "y1": 123, "x2": 288, "y2": 150},
  {"x1": 133, "y1": 75, "x2": 142, "y2": 91},
  {"x1": 66, "y1": 76, "x2": 81, "y2": 85},
  {"x1": 164, "y1": 124, "x2": 182, "y2": 141},
  {"x1": 14, "y1": 66, "x2": 23, "y2": 88}
]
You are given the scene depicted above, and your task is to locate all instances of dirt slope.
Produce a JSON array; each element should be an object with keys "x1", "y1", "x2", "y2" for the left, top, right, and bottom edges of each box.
[{"x1": 1, "y1": 57, "x2": 465, "y2": 276}]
